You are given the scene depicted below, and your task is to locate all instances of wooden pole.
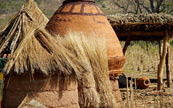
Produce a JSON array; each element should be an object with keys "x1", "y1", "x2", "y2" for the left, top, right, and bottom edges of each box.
[
  {"x1": 166, "y1": 42, "x2": 171, "y2": 88},
  {"x1": 126, "y1": 77, "x2": 130, "y2": 108},
  {"x1": 157, "y1": 29, "x2": 169, "y2": 90},
  {"x1": 159, "y1": 41, "x2": 162, "y2": 59},
  {"x1": 123, "y1": 36, "x2": 131, "y2": 55},
  {"x1": 130, "y1": 80, "x2": 133, "y2": 108},
  {"x1": 134, "y1": 78, "x2": 137, "y2": 108}
]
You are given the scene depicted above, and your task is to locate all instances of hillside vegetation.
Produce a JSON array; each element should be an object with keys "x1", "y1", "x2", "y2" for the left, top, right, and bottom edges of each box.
[{"x1": 0, "y1": 0, "x2": 122, "y2": 28}]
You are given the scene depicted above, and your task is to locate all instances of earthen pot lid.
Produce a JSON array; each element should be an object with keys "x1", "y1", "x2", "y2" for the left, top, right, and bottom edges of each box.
[{"x1": 63, "y1": 0, "x2": 95, "y2": 4}]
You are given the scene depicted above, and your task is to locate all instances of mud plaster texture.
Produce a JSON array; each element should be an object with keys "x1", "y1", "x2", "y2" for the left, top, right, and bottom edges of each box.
[
  {"x1": 46, "y1": 1, "x2": 126, "y2": 77},
  {"x1": 111, "y1": 79, "x2": 122, "y2": 102},
  {"x1": 2, "y1": 73, "x2": 79, "y2": 108}
]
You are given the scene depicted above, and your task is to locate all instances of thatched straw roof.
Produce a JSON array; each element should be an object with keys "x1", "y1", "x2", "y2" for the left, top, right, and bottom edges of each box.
[
  {"x1": 108, "y1": 14, "x2": 173, "y2": 25},
  {"x1": 107, "y1": 14, "x2": 173, "y2": 41},
  {"x1": 0, "y1": 0, "x2": 48, "y2": 56},
  {"x1": 3, "y1": 28, "x2": 89, "y2": 77},
  {"x1": 0, "y1": 0, "x2": 89, "y2": 77}
]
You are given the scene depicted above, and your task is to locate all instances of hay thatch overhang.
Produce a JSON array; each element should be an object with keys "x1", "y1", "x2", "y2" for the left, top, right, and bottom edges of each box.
[
  {"x1": 0, "y1": 0, "x2": 48, "y2": 56},
  {"x1": 107, "y1": 14, "x2": 173, "y2": 41},
  {"x1": 0, "y1": 0, "x2": 90, "y2": 77}
]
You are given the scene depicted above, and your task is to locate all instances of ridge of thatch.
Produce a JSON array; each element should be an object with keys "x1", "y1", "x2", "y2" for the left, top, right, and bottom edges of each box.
[
  {"x1": 0, "y1": 0, "x2": 48, "y2": 57},
  {"x1": 3, "y1": 28, "x2": 90, "y2": 78},
  {"x1": 107, "y1": 14, "x2": 173, "y2": 33},
  {"x1": 108, "y1": 13, "x2": 173, "y2": 25}
]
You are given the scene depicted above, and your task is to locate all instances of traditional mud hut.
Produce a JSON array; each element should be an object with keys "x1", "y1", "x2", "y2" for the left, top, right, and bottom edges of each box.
[
  {"x1": 46, "y1": 0, "x2": 126, "y2": 103},
  {"x1": 108, "y1": 14, "x2": 173, "y2": 90},
  {"x1": 0, "y1": 0, "x2": 89, "y2": 108},
  {"x1": 1, "y1": 28, "x2": 90, "y2": 108}
]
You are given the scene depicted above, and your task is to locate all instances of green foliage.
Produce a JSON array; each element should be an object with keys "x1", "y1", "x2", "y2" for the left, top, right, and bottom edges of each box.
[
  {"x1": 170, "y1": 40, "x2": 173, "y2": 46},
  {"x1": 0, "y1": 16, "x2": 13, "y2": 29},
  {"x1": 102, "y1": 4, "x2": 106, "y2": 8},
  {"x1": 0, "y1": 0, "x2": 25, "y2": 14},
  {"x1": 94, "y1": 0, "x2": 105, "y2": 4},
  {"x1": 35, "y1": 0, "x2": 42, "y2": 4}
]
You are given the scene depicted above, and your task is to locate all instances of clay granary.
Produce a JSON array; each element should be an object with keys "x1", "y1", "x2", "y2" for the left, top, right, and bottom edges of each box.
[{"x1": 46, "y1": 0, "x2": 126, "y2": 101}]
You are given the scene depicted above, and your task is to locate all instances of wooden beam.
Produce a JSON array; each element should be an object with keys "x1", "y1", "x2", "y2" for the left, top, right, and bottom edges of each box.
[
  {"x1": 111, "y1": 22, "x2": 173, "y2": 26},
  {"x1": 157, "y1": 29, "x2": 169, "y2": 90},
  {"x1": 166, "y1": 42, "x2": 171, "y2": 88},
  {"x1": 118, "y1": 36, "x2": 164, "y2": 41},
  {"x1": 123, "y1": 36, "x2": 130, "y2": 55},
  {"x1": 169, "y1": 30, "x2": 173, "y2": 35},
  {"x1": 116, "y1": 31, "x2": 165, "y2": 37}
]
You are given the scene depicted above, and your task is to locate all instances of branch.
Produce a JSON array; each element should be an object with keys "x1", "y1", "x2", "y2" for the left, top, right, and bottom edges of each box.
[
  {"x1": 114, "y1": 2, "x2": 128, "y2": 13},
  {"x1": 114, "y1": 0, "x2": 137, "y2": 14},
  {"x1": 156, "y1": 0, "x2": 164, "y2": 13},
  {"x1": 138, "y1": 1, "x2": 152, "y2": 13},
  {"x1": 159, "y1": 4, "x2": 166, "y2": 13},
  {"x1": 150, "y1": 0, "x2": 156, "y2": 12},
  {"x1": 134, "y1": 0, "x2": 143, "y2": 13},
  {"x1": 169, "y1": 10, "x2": 173, "y2": 15}
]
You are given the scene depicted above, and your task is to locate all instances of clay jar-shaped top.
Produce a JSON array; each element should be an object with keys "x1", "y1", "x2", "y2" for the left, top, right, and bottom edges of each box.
[
  {"x1": 63, "y1": 0, "x2": 95, "y2": 5},
  {"x1": 64, "y1": 0, "x2": 94, "y2": 2},
  {"x1": 46, "y1": 0, "x2": 126, "y2": 76}
]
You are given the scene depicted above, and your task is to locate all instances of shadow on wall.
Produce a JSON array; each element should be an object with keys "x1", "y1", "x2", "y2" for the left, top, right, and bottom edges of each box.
[{"x1": 2, "y1": 72, "x2": 78, "y2": 108}]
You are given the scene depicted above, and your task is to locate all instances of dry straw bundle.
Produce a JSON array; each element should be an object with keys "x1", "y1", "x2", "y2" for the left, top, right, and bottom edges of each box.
[
  {"x1": 60, "y1": 33, "x2": 116, "y2": 108},
  {"x1": 108, "y1": 13, "x2": 173, "y2": 24},
  {"x1": 0, "y1": 0, "x2": 48, "y2": 57},
  {"x1": 3, "y1": 28, "x2": 90, "y2": 79},
  {"x1": 0, "y1": 0, "x2": 90, "y2": 77},
  {"x1": 107, "y1": 14, "x2": 173, "y2": 32}
]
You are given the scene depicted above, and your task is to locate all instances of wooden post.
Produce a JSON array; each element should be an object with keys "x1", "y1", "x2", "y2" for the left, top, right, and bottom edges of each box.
[
  {"x1": 157, "y1": 29, "x2": 169, "y2": 90},
  {"x1": 166, "y1": 42, "x2": 171, "y2": 88},
  {"x1": 130, "y1": 80, "x2": 133, "y2": 108},
  {"x1": 159, "y1": 41, "x2": 162, "y2": 58},
  {"x1": 123, "y1": 36, "x2": 130, "y2": 55},
  {"x1": 126, "y1": 77, "x2": 130, "y2": 108}
]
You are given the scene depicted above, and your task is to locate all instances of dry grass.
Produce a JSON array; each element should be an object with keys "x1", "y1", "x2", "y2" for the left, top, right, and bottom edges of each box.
[
  {"x1": 118, "y1": 83, "x2": 173, "y2": 108},
  {"x1": 0, "y1": 0, "x2": 48, "y2": 57},
  {"x1": 3, "y1": 28, "x2": 90, "y2": 79},
  {"x1": 60, "y1": 32, "x2": 116, "y2": 108},
  {"x1": 122, "y1": 42, "x2": 173, "y2": 78},
  {"x1": 108, "y1": 14, "x2": 173, "y2": 24}
]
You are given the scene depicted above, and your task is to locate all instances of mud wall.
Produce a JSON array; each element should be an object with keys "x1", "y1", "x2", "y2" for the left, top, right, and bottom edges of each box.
[
  {"x1": 2, "y1": 73, "x2": 79, "y2": 108},
  {"x1": 111, "y1": 79, "x2": 122, "y2": 102}
]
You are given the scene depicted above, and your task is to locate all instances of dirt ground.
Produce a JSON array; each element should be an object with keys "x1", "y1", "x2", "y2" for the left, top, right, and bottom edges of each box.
[{"x1": 116, "y1": 72, "x2": 173, "y2": 108}]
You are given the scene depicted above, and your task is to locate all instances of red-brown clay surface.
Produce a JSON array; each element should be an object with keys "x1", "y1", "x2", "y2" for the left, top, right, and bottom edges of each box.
[
  {"x1": 137, "y1": 76, "x2": 151, "y2": 89},
  {"x1": 3, "y1": 73, "x2": 79, "y2": 108},
  {"x1": 111, "y1": 79, "x2": 122, "y2": 102},
  {"x1": 46, "y1": 0, "x2": 126, "y2": 77}
]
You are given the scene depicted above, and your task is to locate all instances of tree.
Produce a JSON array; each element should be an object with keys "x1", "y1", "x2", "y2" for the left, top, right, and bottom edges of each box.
[{"x1": 113, "y1": 0, "x2": 173, "y2": 14}]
